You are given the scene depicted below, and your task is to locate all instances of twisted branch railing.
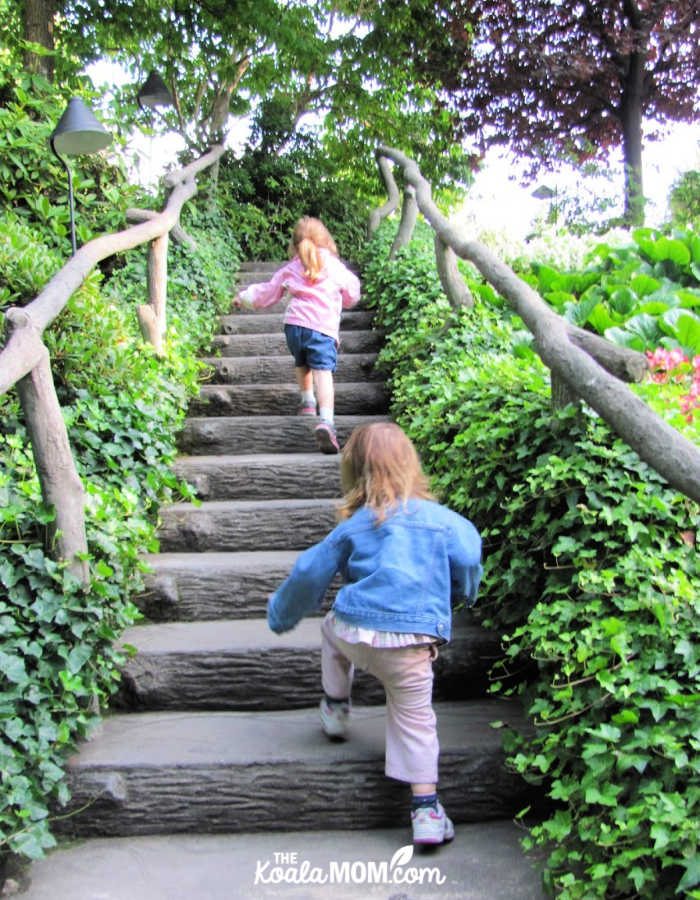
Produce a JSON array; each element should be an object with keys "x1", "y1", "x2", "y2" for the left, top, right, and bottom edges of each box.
[
  {"x1": 369, "y1": 146, "x2": 700, "y2": 505},
  {"x1": 0, "y1": 144, "x2": 226, "y2": 582}
]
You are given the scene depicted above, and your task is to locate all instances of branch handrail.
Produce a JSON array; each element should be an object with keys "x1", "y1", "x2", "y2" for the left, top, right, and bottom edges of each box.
[
  {"x1": 372, "y1": 145, "x2": 700, "y2": 505},
  {"x1": 0, "y1": 143, "x2": 226, "y2": 581}
]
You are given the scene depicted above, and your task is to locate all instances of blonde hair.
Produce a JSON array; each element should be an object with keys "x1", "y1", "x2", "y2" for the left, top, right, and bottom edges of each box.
[
  {"x1": 288, "y1": 217, "x2": 339, "y2": 282},
  {"x1": 338, "y1": 422, "x2": 435, "y2": 523}
]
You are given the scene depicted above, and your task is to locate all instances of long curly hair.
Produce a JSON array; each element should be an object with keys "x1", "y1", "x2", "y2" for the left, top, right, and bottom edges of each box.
[
  {"x1": 338, "y1": 422, "x2": 435, "y2": 523},
  {"x1": 288, "y1": 217, "x2": 338, "y2": 282}
]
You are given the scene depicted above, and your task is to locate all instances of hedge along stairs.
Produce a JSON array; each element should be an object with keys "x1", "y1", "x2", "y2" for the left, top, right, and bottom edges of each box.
[{"x1": 53, "y1": 261, "x2": 539, "y2": 847}]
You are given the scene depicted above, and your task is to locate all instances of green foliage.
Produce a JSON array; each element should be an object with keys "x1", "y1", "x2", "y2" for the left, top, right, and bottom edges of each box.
[
  {"x1": 218, "y1": 136, "x2": 368, "y2": 262},
  {"x1": 360, "y1": 222, "x2": 699, "y2": 899},
  {"x1": 0, "y1": 65, "x2": 149, "y2": 257},
  {"x1": 524, "y1": 226, "x2": 700, "y2": 358},
  {"x1": 669, "y1": 170, "x2": 700, "y2": 229},
  {"x1": 0, "y1": 191, "x2": 239, "y2": 861}
]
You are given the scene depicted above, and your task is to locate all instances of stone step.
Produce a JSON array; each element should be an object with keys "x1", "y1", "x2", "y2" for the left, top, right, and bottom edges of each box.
[
  {"x1": 239, "y1": 260, "x2": 287, "y2": 271},
  {"x1": 158, "y1": 497, "x2": 337, "y2": 552},
  {"x1": 174, "y1": 452, "x2": 341, "y2": 501},
  {"x1": 237, "y1": 259, "x2": 357, "y2": 274},
  {"x1": 219, "y1": 309, "x2": 374, "y2": 334},
  {"x1": 201, "y1": 354, "x2": 381, "y2": 385},
  {"x1": 115, "y1": 618, "x2": 502, "y2": 711},
  {"x1": 138, "y1": 551, "x2": 307, "y2": 622},
  {"x1": 212, "y1": 330, "x2": 382, "y2": 357},
  {"x1": 188, "y1": 382, "x2": 389, "y2": 417},
  {"x1": 178, "y1": 414, "x2": 389, "y2": 456},
  {"x1": 15, "y1": 821, "x2": 549, "y2": 900},
  {"x1": 56, "y1": 702, "x2": 538, "y2": 838}
]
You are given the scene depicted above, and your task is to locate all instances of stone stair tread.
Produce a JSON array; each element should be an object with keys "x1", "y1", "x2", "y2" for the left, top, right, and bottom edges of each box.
[
  {"x1": 121, "y1": 616, "x2": 324, "y2": 653},
  {"x1": 137, "y1": 551, "x2": 304, "y2": 622},
  {"x1": 219, "y1": 309, "x2": 374, "y2": 333},
  {"x1": 175, "y1": 451, "x2": 339, "y2": 467},
  {"x1": 119, "y1": 616, "x2": 495, "y2": 655},
  {"x1": 213, "y1": 329, "x2": 380, "y2": 350},
  {"x1": 177, "y1": 414, "x2": 390, "y2": 456},
  {"x1": 115, "y1": 616, "x2": 502, "y2": 710},
  {"x1": 21, "y1": 822, "x2": 547, "y2": 900},
  {"x1": 68, "y1": 701, "x2": 522, "y2": 768},
  {"x1": 200, "y1": 354, "x2": 381, "y2": 385},
  {"x1": 174, "y1": 452, "x2": 340, "y2": 500},
  {"x1": 143, "y1": 549, "x2": 302, "y2": 570},
  {"x1": 162, "y1": 496, "x2": 335, "y2": 513}
]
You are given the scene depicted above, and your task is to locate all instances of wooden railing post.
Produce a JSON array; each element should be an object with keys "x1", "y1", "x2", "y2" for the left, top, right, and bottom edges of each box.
[
  {"x1": 368, "y1": 154, "x2": 400, "y2": 237},
  {"x1": 389, "y1": 185, "x2": 418, "y2": 258},
  {"x1": 138, "y1": 230, "x2": 169, "y2": 356},
  {"x1": 434, "y1": 232, "x2": 474, "y2": 310},
  {"x1": 8, "y1": 311, "x2": 89, "y2": 584}
]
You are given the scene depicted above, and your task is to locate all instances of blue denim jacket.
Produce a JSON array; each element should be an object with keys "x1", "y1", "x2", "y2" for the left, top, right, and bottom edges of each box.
[{"x1": 267, "y1": 499, "x2": 482, "y2": 641}]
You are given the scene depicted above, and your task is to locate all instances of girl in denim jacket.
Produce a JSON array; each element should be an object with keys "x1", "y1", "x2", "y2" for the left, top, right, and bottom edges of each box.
[
  {"x1": 234, "y1": 217, "x2": 360, "y2": 454},
  {"x1": 268, "y1": 422, "x2": 483, "y2": 845}
]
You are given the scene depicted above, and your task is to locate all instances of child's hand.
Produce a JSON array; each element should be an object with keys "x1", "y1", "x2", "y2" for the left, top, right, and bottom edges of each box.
[{"x1": 233, "y1": 293, "x2": 243, "y2": 309}]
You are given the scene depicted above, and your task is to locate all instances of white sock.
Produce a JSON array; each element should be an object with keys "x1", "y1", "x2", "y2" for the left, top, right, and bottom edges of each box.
[
  {"x1": 319, "y1": 406, "x2": 334, "y2": 424},
  {"x1": 301, "y1": 390, "x2": 316, "y2": 405}
]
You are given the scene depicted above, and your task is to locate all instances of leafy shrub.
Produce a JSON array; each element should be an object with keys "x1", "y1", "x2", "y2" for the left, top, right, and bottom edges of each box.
[
  {"x1": 0, "y1": 193, "x2": 238, "y2": 862},
  {"x1": 360, "y1": 221, "x2": 699, "y2": 899},
  {"x1": 218, "y1": 135, "x2": 368, "y2": 262},
  {"x1": 0, "y1": 66, "x2": 149, "y2": 258}
]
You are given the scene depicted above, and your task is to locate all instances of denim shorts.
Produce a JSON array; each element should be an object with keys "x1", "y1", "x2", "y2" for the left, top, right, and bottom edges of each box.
[{"x1": 284, "y1": 324, "x2": 337, "y2": 372}]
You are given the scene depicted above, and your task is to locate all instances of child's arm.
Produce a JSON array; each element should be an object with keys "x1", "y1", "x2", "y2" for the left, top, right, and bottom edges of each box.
[
  {"x1": 237, "y1": 264, "x2": 290, "y2": 310},
  {"x1": 447, "y1": 516, "x2": 483, "y2": 608},
  {"x1": 340, "y1": 267, "x2": 361, "y2": 309},
  {"x1": 267, "y1": 534, "x2": 343, "y2": 633}
]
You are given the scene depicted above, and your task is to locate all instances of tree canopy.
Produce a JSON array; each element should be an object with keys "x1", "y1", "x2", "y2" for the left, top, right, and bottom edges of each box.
[{"x1": 413, "y1": 0, "x2": 699, "y2": 224}]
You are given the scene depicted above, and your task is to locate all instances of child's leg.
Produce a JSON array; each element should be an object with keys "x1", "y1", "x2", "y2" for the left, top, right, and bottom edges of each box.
[
  {"x1": 295, "y1": 366, "x2": 316, "y2": 414},
  {"x1": 320, "y1": 613, "x2": 354, "y2": 700},
  {"x1": 312, "y1": 369, "x2": 339, "y2": 453},
  {"x1": 312, "y1": 369, "x2": 335, "y2": 424},
  {"x1": 377, "y1": 646, "x2": 439, "y2": 786}
]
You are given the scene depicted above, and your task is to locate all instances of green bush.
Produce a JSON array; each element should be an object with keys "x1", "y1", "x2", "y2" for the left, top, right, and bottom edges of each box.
[
  {"x1": 0, "y1": 196, "x2": 239, "y2": 861},
  {"x1": 360, "y1": 221, "x2": 699, "y2": 899},
  {"x1": 218, "y1": 136, "x2": 368, "y2": 262}
]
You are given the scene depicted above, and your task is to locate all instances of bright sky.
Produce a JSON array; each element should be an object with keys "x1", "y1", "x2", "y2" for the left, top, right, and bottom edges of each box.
[{"x1": 462, "y1": 121, "x2": 700, "y2": 237}]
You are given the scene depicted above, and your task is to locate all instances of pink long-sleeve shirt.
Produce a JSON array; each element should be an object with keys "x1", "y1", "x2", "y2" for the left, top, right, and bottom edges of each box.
[{"x1": 238, "y1": 249, "x2": 361, "y2": 344}]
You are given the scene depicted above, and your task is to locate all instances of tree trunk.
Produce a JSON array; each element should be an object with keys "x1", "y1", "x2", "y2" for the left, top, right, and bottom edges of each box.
[
  {"x1": 22, "y1": 0, "x2": 55, "y2": 80},
  {"x1": 619, "y1": 21, "x2": 647, "y2": 225}
]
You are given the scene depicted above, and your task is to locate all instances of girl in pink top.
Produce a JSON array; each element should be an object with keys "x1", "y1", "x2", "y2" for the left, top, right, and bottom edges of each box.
[{"x1": 235, "y1": 218, "x2": 361, "y2": 453}]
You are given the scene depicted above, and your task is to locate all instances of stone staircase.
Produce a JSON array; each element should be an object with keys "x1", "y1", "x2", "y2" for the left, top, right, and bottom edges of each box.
[{"x1": 54, "y1": 261, "x2": 538, "y2": 851}]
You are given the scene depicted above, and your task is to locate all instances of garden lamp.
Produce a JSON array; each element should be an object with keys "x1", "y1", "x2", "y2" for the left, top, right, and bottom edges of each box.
[
  {"x1": 136, "y1": 70, "x2": 174, "y2": 111},
  {"x1": 50, "y1": 97, "x2": 112, "y2": 255}
]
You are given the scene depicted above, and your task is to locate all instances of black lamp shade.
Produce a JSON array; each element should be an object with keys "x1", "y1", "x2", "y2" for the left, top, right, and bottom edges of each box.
[
  {"x1": 51, "y1": 98, "x2": 112, "y2": 156},
  {"x1": 137, "y1": 70, "x2": 174, "y2": 109}
]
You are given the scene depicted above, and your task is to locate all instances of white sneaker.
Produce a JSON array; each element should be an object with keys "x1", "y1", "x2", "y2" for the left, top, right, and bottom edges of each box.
[
  {"x1": 319, "y1": 697, "x2": 350, "y2": 740},
  {"x1": 411, "y1": 801, "x2": 455, "y2": 845}
]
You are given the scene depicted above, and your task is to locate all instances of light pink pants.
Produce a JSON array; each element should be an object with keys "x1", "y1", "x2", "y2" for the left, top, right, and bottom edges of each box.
[{"x1": 321, "y1": 614, "x2": 439, "y2": 784}]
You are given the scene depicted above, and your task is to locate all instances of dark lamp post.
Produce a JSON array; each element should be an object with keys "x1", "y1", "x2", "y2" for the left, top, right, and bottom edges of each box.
[
  {"x1": 50, "y1": 97, "x2": 112, "y2": 255},
  {"x1": 137, "y1": 70, "x2": 175, "y2": 111}
]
